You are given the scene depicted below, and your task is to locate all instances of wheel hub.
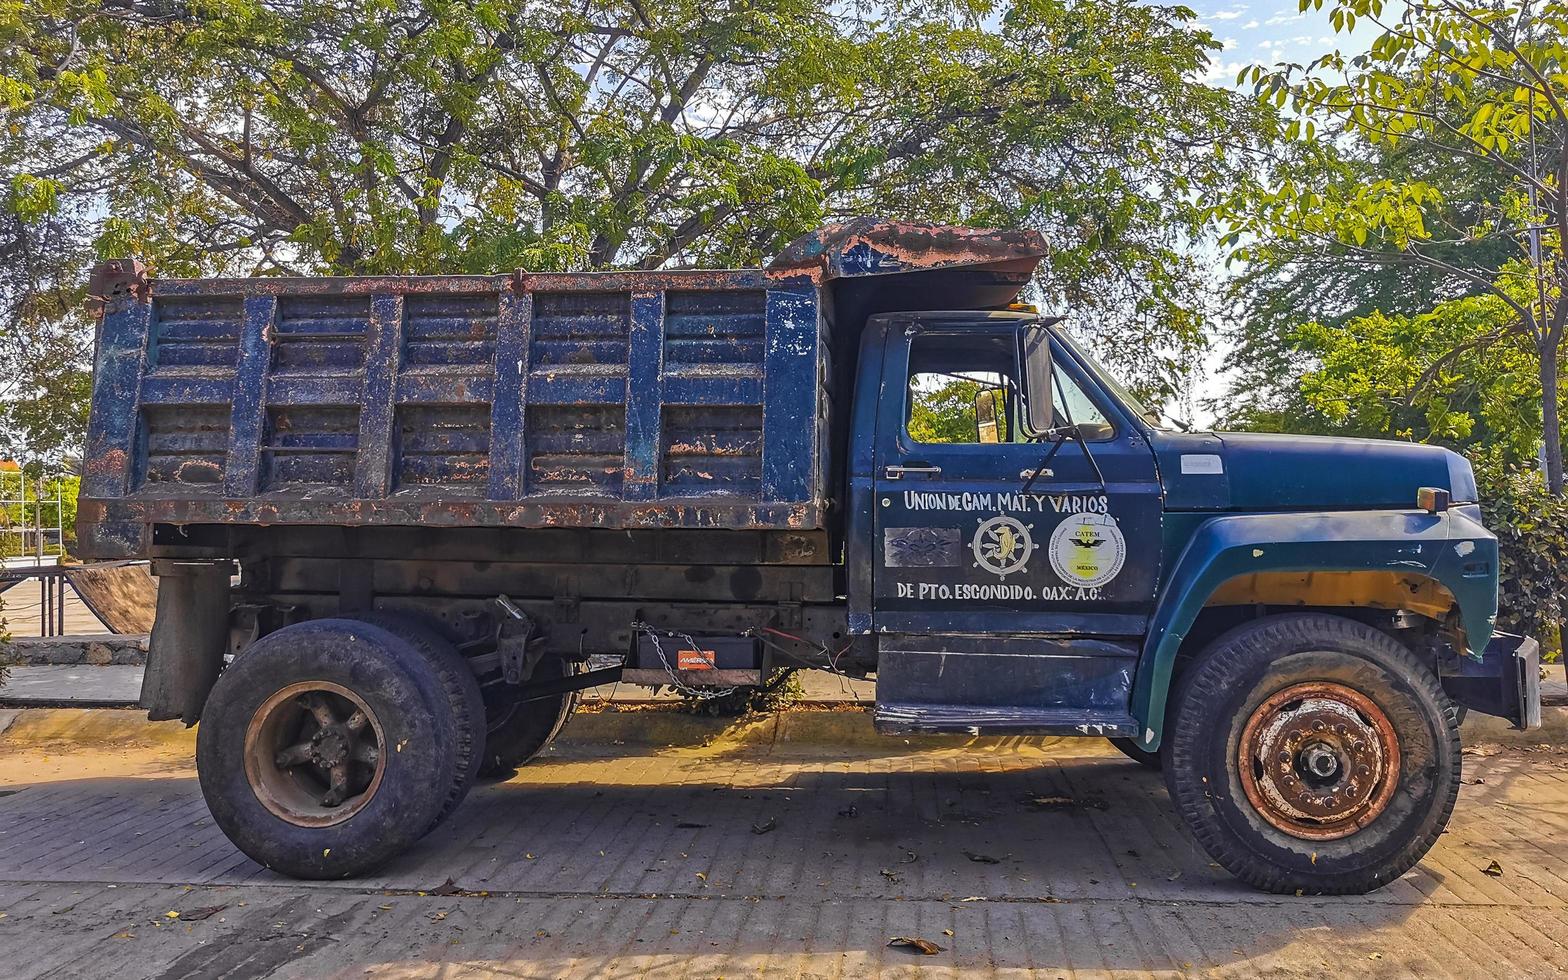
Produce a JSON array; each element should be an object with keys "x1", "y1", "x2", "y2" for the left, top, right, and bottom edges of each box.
[
  {"x1": 244, "y1": 682, "x2": 387, "y2": 827},
  {"x1": 1238, "y1": 682, "x2": 1401, "y2": 840},
  {"x1": 310, "y1": 728, "x2": 350, "y2": 768}
]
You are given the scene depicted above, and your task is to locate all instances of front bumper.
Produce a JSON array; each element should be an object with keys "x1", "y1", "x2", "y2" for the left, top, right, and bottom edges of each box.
[{"x1": 1441, "y1": 631, "x2": 1542, "y2": 731}]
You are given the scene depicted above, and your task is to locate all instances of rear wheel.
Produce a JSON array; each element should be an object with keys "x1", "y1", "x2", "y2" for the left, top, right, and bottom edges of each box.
[
  {"x1": 349, "y1": 611, "x2": 484, "y2": 829},
  {"x1": 479, "y1": 657, "x2": 580, "y2": 776},
  {"x1": 1164, "y1": 613, "x2": 1460, "y2": 895},
  {"x1": 196, "y1": 619, "x2": 476, "y2": 879}
]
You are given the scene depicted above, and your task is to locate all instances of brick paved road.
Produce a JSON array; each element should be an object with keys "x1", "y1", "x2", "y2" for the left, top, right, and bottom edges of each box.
[{"x1": 0, "y1": 713, "x2": 1565, "y2": 978}]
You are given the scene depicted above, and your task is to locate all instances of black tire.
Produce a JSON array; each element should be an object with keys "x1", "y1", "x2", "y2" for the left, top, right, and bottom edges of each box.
[
  {"x1": 349, "y1": 611, "x2": 485, "y2": 830},
  {"x1": 196, "y1": 618, "x2": 474, "y2": 879},
  {"x1": 1164, "y1": 613, "x2": 1460, "y2": 895},
  {"x1": 1108, "y1": 737, "x2": 1163, "y2": 769},
  {"x1": 479, "y1": 657, "x2": 579, "y2": 777}
]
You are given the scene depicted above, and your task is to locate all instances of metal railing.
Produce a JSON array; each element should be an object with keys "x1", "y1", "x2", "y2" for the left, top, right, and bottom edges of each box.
[{"x1": 0, "y1": 564, "x2": 73, "y2": 637}]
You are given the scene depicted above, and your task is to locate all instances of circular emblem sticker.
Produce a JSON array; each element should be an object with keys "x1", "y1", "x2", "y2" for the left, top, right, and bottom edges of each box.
[
  {"x1": 971, "y1": 514, "x2": 1037, "y2": 579},
  {"x1": 1048, "y1": 513, "x2": 1127, "y2": 588}
]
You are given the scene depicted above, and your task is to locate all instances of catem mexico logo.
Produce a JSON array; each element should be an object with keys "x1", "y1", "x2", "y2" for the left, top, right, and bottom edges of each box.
[{"x1": 1047, "y1": 512, "x2": 1127, "y2": 588}]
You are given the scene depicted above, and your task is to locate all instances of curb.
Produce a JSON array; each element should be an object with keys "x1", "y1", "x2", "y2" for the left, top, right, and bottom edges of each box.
[
  {"x1": 0, "y1": 704, "x2": 1560, "y2": 753},
  {"x1": 3, "y1": 634, "x2": 149, "y2": 666}
]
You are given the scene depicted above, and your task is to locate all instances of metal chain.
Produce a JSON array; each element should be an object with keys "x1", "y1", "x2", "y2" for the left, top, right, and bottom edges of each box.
[{"x1": 630, "y1": 621, "x2": 732, "y2": 700}]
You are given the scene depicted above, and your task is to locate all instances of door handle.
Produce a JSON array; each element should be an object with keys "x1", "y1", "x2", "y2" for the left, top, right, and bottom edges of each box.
[{"x1": 884, "y1": 463, "x2": 942, "y2": 479}]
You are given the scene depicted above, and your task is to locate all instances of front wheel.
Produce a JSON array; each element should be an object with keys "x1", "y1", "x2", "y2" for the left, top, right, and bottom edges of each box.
[
  {"x1": 1165, "y1": 613, "x2": 1461, "y2": 895},
  {"x1": 1108, "y1": 737, "x2": 1162, "y2": 769}
]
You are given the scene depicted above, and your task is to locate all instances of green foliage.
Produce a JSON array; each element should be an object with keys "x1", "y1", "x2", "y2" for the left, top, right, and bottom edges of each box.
[
  {"x1": 1, "y1": 0, "x2": 1270, "y2": 456},
  {"x1": 1476, "y1": 461, "x2": 1568, "y2": 655},
  {"x1": 1245, "y1": 283, "x2": 1544, "y2": 460}
]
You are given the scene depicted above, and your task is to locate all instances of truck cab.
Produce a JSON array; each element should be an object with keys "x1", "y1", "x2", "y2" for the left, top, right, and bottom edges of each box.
[
  {"x1": 78, "y1": 219, "x2": 1539, "y2": 896},
  {"x1": 846, "y1": 309, "x2": 1532, "y2": 751}
]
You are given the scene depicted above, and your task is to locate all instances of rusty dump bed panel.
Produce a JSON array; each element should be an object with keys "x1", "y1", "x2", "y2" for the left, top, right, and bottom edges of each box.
[{"x1": 77, "y1": 220, "x2": 1047, "y2": 559}]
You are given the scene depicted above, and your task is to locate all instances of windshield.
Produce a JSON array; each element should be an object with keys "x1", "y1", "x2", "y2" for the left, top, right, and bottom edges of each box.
[{"x1": 1049, "y1": 326, "x2": 1184, "y2": 431}]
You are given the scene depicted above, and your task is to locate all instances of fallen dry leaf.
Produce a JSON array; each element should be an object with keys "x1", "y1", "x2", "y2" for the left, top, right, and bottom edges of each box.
[
  {"x1": 888, "y1": 936, "x2": 945, "y2": 955},
  {"x1": 751, "y1": 817, "x2": 778, "y2": 836},
  {"x1": 963, "y1": 850, "x2": 1001, "y2": 864}
]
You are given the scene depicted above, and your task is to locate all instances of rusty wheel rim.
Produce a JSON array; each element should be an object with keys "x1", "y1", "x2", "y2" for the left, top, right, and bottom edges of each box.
[
  {"x1": 244, "y1": 681, "x2": 386, "y2": 828},
  {"x1": 1237, "y1": 681, "x2": 1401, "y2": 841}
]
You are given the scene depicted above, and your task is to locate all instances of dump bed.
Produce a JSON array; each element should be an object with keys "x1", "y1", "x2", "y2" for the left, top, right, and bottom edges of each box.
[{"x1": 77, "y1": 220, "x2": 1046, "y2": 558}]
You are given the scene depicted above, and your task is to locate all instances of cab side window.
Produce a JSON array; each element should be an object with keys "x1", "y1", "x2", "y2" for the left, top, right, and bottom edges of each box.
[{"x1": 906, "y1": 333, "x2": 1021, "y2": 445}]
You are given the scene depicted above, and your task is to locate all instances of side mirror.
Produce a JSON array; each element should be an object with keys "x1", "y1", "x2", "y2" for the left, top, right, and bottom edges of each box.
[
  {"x1": 1019, "y1": 325, "x2": 1053, "y2": 436},
  {"x1": 974, "y1": 389, "x2": 1001, "y2": 443}
]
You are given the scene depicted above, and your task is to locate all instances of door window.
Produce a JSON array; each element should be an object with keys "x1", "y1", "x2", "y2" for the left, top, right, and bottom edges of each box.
[
  {"x1": 906, "y1": 333, "x2": 1021, "y2": 445},
  {"x1": 904, "y1": 330, "x2": 1112, "y2": 444}
]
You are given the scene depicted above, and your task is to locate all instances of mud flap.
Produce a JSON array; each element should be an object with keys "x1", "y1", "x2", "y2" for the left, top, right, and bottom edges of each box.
[
  {"x1": 1441, "y1": 631, "x2": 1541, "y2": 731},
  {"x1": 141, "y1": 560, "x2": 233, "y2": 725}
]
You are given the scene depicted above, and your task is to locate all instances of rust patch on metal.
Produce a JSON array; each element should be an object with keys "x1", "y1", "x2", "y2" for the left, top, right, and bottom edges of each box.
[
  {"x1": 87, "y1": 448, "x2": 129, "y2": 478},
  {"x1": 767, "y1": 217, "x2": 1048, "y2": 282},
  {"x1": 1238, "y1": 681, "x2": 1401, "y2": 841},
  {"x1": 86, "y1": 258, "x2": 150, "y2": 316}
]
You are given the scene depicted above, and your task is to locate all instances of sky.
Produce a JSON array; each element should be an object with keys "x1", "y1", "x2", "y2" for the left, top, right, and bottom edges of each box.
[{"x1": 1190, "y1": 0, "x2": 1349, "y2": 86}]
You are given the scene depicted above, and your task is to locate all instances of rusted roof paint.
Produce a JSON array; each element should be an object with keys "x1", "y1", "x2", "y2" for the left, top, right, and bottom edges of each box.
[{"x1": 766, "y1": 218, "x2": 1048, "y2": 283}]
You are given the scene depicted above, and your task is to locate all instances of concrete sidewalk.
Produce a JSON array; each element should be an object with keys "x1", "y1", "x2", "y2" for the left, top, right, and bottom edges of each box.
[{"x1": 0, "y1": 708, "x2": 1564, "y2": 978}]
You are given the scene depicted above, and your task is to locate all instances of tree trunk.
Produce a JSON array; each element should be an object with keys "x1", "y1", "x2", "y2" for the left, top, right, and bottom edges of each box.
[{"x1": 1540, "y1": 335, "x2": 1564, "y2": 495}]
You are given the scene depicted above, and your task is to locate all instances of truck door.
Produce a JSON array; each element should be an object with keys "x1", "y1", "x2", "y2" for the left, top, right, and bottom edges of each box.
[{"x1": 871, "y1": 317, "x2": 1163, "y2": 638}]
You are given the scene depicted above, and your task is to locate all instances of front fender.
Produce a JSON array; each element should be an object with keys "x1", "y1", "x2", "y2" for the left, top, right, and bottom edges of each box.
[{"x1": 1131, "y1": 508, "x2": 1498, "y2": 750}]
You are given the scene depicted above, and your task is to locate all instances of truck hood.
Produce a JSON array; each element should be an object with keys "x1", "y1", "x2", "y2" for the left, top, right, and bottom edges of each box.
[{"x1": 1150, "y1": 430, "x2": 1479, "y2": 511}]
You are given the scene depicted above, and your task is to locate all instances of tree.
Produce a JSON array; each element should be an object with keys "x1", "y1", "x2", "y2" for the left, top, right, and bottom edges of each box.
[
  {"x1": 1250, "y1": 285, "x2": 1542, "y2": 460},
  {"x1": 1215, "y1": 138, "x2": 1515, "y2": 432},
  {"x1": 1217, "y1": 0, "x2": 1568, "y2": 491},
  {"x1": 2, "y1": 0, "x2": 1269, "y2": 457}
]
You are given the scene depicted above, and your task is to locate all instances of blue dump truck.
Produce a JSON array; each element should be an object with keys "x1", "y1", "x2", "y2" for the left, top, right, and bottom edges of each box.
[{"x1": 79, "y1": 219, "x2": 1539, "y2": 893}]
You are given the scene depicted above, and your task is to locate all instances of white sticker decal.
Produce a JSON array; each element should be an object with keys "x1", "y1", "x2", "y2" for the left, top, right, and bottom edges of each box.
[
  {"x1": 971, "y1": 514, "x2": 1038, "y2": 580},
  {"x1": 1048, "y1": 512, "x2": 1127, "y2": 588},
  {"x1": 1180, "y1": 453, "x2": 1224, "y2": 475}
]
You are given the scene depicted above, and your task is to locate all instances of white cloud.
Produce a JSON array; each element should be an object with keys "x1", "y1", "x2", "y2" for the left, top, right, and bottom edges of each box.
[
  {"x1": 1209, "y1": 7, "x2": 1249, "y2": 20},
  {"x1": 1202, "y1": 58, "x2": 1253, "y2": 84},
  {"x1": 1243, "y1": 19, "x2": 1260, "y2": 28}
]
